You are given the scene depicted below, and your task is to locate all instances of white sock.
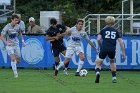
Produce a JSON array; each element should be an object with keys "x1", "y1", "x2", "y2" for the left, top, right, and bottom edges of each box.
[
  {"x1": 64, "y1": 68, "x2": 67, "y2": 71},
  {"x1": 96, "y1": 72, "x2": 100, "y2": 75},
  {"x1": 11, "y1": 60, "x2": 18, "y2": 75},
  {"x1": 56, "y1": 62, "x2": 64, "y2": 70},
  {"x1": 76, "y1": 60, "x2": 84, "y2": 72},
  {"x1": 112, "y1": 77, "x2": 117, "y2": 80}
]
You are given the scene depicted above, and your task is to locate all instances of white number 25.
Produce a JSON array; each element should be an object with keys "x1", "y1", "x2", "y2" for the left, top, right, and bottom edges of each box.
[{"x1": 105, "y1": 31, "x2": 116, "y2": 39}]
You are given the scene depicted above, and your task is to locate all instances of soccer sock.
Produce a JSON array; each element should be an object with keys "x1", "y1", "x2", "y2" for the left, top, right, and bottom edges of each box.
[
  {"x1": 65, "y1": 62, "x2": 69, "y2": 70},
  {"x1": 11, "y1": 60, "x2": 18, "y2": 75},
  {"x1": 55, "y1": 62, "x2": 59, "y2": 67},
  {"x1": 76, "y1": 60, "x2": 84, "y2": 72},
  {"x1": 95, "y1": 68, "x2": 100, "y2": 75},
  {"x1": 112, "y1": 71, "x2": 116, "y2": 78},
  {"x1": 56, "y1": 62, "x2": 64, "y2": 70}
]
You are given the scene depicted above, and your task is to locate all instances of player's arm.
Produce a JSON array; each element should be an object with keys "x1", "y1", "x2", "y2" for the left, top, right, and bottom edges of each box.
[
  {"x1": 57, "y1": 26, "x2": 71, "y2": 38},
  {"x1": 19, "y1": 31, "x2": 26, "y2": 46},
  {"x1": 65, "y1": 27, "x2": 71, "y2": 36},
  {"x1": 118, "y1": 38, "x2": 125, "y2": 59},
  {"x1": 1, "y1": 25, "x2": 11, "y2": 46},
  {"x1": 46, "y1": 35, "x2": 58, "y2": 41},
  {"x1": 84, "y1": 36, "x2": 98, "y2": 54},
  {"x1": 0, "y1": 34, "x2": 10, "y2": 46},
  {"x1": 97, "y1": 34, "x2": 102, "y2": 48}
]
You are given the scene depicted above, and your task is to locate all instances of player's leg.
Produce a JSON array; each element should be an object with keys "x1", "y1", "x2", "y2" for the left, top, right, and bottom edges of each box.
[
  {"x1": 52, "y1": 47, "x2": 60, "y2": 68},
  {"x1": 54, "y1": 58, "x2": 70, "y2": 76},
  {"x1": 108, "y1": 50, "x2": 117, "y2": 83},
  {"x1": 75, "y1": 52, "x2": 84, "y2": 76},
  {"x1": 75, "y1": 46, "x2": 84, "y2": 76},
  {"x1": 55, "y1": 56, "x2": 60, "y2": 68},
  {"x1": 55, "y1": 47, "x2": 74, "y2": 76},
  {"x1": 14, "y1": 46, "x2": 21, "y2": 64},
  {"x1": 95, "y1": 49, "x2": 107, "y2": 83},
  {"x1": 110, "y1": 59, "x2": 117, "y2": 83},
  {"x1": 6, "y1": 46, "x2": 18, "y2": 78},
  {"x1": 61, "y1": 50, "x2": 69, "y2": 75}
]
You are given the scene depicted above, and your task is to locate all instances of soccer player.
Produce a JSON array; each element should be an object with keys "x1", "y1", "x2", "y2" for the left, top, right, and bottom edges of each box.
[
  {"x1": 94, "y1": 16, "x2": 125, "y2": 83},
  {"x1": 1, "y1": 14, "x2": 26, "y2": 78},
  {"x1": 55, "y1": 19, "x2": 98, "y2": 76},
  {"x1": 46, "y1": 18, "x2": 69, "y2": 75}
]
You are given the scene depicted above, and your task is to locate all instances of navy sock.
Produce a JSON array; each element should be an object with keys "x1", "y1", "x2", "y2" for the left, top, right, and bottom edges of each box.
[
  {"x1": 95, "y1": 68, "x2": 100, "y2": 73},
  {"x1": 65, "y1": 62, "x2": 69, "y2": 68},
  {"x1": 112, "y1": 71, "x2": 116, "y2": 77},
  {"x1": 55, "y1": 62, "x2": 59, "y2": 67}
]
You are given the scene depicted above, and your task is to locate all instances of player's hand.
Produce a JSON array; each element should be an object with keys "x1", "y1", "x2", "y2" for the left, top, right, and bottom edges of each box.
[
  {"x1": 6, "y1": 42, "x2": 12, "y2": 46},
  {"x1": 54, "y1": 36, "x2": 59, "y2": 40},
  {"x1": 22, "y1": 42, "x2": 26, "y2": 47},
  {"x1": 122, "y1": 52, "x2": 126, "y2": 61},
  {"x1": 95, "y1": 49, "x2": 99, "y2": 55},
  {"x1": 50, "y1": 39, "x2": 55, "y2": 42}
]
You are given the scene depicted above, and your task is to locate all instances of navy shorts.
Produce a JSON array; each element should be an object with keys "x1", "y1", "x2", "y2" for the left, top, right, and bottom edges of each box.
[
  {"x1": 99, "y1": 48, "x2": 116, "y2": 60},
  {"x1": 52, "y1": 44, "x2": 66, "y2": 57}
]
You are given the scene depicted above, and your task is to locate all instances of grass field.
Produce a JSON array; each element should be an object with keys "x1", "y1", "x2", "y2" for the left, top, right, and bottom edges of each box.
[{"x1": 0, "y1": 68, "x2": 140, "y2": 93}]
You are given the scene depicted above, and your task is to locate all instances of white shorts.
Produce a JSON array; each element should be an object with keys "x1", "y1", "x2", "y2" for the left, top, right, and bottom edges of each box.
[
  {"x1": 65, "y1": 46, "x2": 84, "y2": 58},
  {"x1": 6, "y1": 45, "x2": 21, "y2": 57}
]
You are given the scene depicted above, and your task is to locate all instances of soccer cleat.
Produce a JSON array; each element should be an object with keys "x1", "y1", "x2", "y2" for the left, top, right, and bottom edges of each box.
[
  {"x1": 112, "y1": 79, "x2": 117, "y2": 83},
  {"x1": 14, "y1": 73, "x2": 18, "y2": 78},
  {"x1": 95, "y1": 74, "x2": 100, "y2": 83},
  {"x1": 54, "y1": 70, "x2": 58, "y2": 76},
  {"x1": 75, "y1": 72, "x2": 80, "y2": 76},
  {"x1": 64, "y1": 69, "x2": 68, "y2": 75}
]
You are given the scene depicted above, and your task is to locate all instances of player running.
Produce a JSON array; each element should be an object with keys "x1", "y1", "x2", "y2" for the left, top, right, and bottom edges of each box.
[
  {"x1": 1, "y1": 14, "x2": 26, "y2": 78},
  {"x1": 94, "y1": 16, "x2": 125, "y2": 83},
  {"x1": 55, "y1": 19, "x2": 98, "y2": 76},
  {"x1": 46, "y1": 18, "x2": 69, "y2": 75}
]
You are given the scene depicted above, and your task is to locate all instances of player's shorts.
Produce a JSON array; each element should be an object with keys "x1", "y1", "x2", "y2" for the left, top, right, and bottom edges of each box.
[
  {"x1": 99, "y1": 48, "x2": 116, "y2": 61},
  {"x1": 52, "y1": 44, "x2": 66, "y2": 57},
  {"x1": 65, "y1": 46, "x2": 84, "y2": 58},
  {"x1": 6, "y1": 45, "x2": 21, "y2": 57}
]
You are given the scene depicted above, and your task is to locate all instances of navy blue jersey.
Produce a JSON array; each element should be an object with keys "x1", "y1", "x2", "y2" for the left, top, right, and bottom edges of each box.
[
  {"x1": 99, "y1": 26, "x2": 121, "y2": 50},
  {"x1": 46, "y1": 24, "x2": 66, "y2": 47}
]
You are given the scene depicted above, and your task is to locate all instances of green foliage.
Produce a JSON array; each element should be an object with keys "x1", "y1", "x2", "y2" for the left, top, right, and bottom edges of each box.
[
  {"x1": 15, "y1": 0, "x2": 123, "y2": 27},
  {"x1": 1, "y1": 0, "x2": 140, "y2": 30}
]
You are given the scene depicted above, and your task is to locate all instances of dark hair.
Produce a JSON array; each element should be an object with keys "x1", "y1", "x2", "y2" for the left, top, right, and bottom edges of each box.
[
  {"x1": 50, "y1": 18, "x2": 57, "y2": 25},
  {"x1": 11, "y1": 14, "x2": 19, "y2": 20},
  {"x1": 76, "y1": 19, "x2": 84, "y2": 24}
]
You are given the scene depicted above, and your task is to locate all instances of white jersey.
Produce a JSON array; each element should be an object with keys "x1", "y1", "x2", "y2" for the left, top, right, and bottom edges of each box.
[
  {"x1": 67, "y1": 26, "x2": 88, "y2": 47},
  {"x1": 1, "y1": 23, "x2": 21, "y2": 46}
]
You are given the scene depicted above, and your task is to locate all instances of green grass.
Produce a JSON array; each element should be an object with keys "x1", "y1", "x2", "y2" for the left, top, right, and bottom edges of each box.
[{"x1": 0, "y1": 68, "x2": 140, "y2": 93}]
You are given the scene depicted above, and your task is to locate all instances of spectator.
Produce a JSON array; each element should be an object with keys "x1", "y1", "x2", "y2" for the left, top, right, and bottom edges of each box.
[
  {"x1": 26, "y1": 17, "x2": 44, "y2": 34},
  {"x1": 16, "y1": 14, "x2": 25, "y2": 34}
]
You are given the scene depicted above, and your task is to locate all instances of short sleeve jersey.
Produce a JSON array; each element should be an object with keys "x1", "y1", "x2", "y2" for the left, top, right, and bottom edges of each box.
[
  {"x1": 99, "y1": 26, "x2": 121, "y2": 49},
  {"x1": 67, "y1": 26, "x2": 88, "y2": 47},
  {"x1": 1, "y1": 23, "x2": 21, "y2": 46},
  {"x1": 46, "y1": 24, "x2": 66, "y2": 47}
]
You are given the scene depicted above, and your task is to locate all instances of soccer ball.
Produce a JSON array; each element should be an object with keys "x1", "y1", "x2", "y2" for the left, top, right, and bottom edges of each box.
[{"x1": 79, "y1": 69, "x2": 88, "y2": 77}]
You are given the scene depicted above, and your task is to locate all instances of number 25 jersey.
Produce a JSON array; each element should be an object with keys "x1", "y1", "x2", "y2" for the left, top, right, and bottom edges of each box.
[{"x1": 99, "y1": 26, "x2": 121, "y2": 50}]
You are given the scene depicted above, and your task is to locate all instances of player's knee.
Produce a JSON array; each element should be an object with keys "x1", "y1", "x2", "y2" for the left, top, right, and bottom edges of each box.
[
  {"x1": 110, "y1": 59, "x2": 114, "y2": 63},
  {"x1": 79, "y1": 54, "x2": 84, "y2": 61},
  {"x1": 16, "y1": 57, "x2": 20, "y2": 63},
  {"x1": 10, "y1": 54, "x2": 16, "y2": 61},
  {"x1": 55, "y1": 56, "x2": 60, "y2": 62},
  {"x1": 96, "y1": 61, "x2": 102, "y2": 66}
]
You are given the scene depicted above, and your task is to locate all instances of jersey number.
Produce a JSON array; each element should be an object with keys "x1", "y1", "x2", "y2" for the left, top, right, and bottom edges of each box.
[{"x1": 105, "y1": 31, "x2": 116, "y2": 39}]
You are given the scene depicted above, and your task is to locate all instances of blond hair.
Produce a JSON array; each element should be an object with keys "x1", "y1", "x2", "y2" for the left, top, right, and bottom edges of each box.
[{"x1": 105, "y1": 16, "x2": 115, "y2": 25}]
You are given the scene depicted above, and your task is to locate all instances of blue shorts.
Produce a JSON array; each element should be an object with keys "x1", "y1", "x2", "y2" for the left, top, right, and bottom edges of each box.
[
  {"x1": 52, "y1": 44, "x2": 66, "y2": 57},
  {"x1": 99, "y1": 48, "x2": 116, "y2": 60}
]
